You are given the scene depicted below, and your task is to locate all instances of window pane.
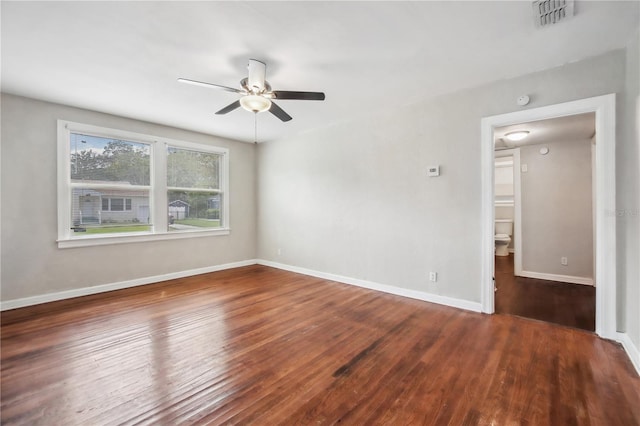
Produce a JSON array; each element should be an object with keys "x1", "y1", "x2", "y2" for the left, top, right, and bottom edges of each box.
[
  {"x1": 167, "y1": 147, "x2": 220, "y2": 189},
  {"x1": 72, "y1": 188, "x2": 150, "y2": 235},
  {"x1": 110, "y1": 198, "x2": 124, "y2": 211},
  {"x1": 168, "y1": 190, "x2": 221, "y2": 231},
  {"x1": 70, "y1": 133, "x2": 150, "y2": 185}
]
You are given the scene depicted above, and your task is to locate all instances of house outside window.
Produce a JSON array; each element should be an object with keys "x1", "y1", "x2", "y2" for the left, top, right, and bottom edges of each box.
[{"x1": 57, "y1": 121, "x2": 229, "y2": 248}]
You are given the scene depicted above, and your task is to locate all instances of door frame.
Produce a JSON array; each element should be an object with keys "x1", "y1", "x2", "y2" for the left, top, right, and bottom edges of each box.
[{"x1": 480, "y1": 94, "x2": 617, "y2": 340}]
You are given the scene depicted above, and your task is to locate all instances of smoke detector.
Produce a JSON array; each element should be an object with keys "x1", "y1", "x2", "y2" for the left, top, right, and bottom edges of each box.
[{"x1": 532, "y1": 0, "x2": 574, "y2": 28}]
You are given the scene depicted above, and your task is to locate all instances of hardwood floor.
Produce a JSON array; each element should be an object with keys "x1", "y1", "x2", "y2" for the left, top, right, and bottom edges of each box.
[
  {"x1": 2, "y1": 265, "x2": 638, "y2": 425},
  {"x1": 495, "y1": 254, "x2": 596, "y2": 331}
]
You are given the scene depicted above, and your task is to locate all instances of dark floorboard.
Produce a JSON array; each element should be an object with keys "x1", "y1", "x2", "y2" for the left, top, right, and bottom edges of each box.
[{"x1": 495, "y1": 253, "x2": 596, "y2": 331}]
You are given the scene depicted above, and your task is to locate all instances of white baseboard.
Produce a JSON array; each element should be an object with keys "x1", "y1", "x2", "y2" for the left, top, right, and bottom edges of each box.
[
  {"x1": 617, "y1": 332, "x2": 640, "y2": 376},
  {"x1": 257, "y1": 259, "x2": 482, "y2": 313},
  {"x1": 0, "y1": 259, "x2": 258, "y2": 311},
  {"x1": 0, "y1": 259, "x2": 480, "y2": 314},
  {"x1": 3, "y1": 258, "x2": 482, "y2": 314},
  {"x1": 519, "y1": 270, "x2": 594, "y2": 286}
]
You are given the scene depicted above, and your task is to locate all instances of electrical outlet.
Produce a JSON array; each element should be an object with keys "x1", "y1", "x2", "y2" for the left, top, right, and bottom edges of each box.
[
  {"x1": 277, "y1": 248, "x2": 282, "y2": 256},
  {"x1": 427, "y1": 166, "x2": 440, "y2": 177},
  {"x1": 561, "y1": 257, "x2": 568, "y2": 266},
  {"x1": 429, "y1": 272, "x2": 438, "y2": 282}
]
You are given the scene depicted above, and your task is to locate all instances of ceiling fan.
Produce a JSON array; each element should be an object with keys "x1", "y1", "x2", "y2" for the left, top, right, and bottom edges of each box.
[{"x1": 178, "y1": 59, "x2": 325, "y2": 122}]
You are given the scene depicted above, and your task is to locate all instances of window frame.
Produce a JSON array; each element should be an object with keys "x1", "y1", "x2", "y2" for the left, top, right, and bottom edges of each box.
[{"x1": 57, "y1": 120, "x2": 230, "y2": 248}]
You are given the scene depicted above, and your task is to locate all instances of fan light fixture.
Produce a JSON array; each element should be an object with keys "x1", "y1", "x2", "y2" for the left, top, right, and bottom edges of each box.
[
  {"x1": 504, "y1": 131, "x2": 530, "y2": 141},
  {"x1": 240, "y1": 95, "x2": 272, "y2": 113}
]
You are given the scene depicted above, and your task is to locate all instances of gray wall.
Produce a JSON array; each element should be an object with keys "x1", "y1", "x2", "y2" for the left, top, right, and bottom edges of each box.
[
  {"x1": 257, "y1": 50, "x2": 627, "y2": 307},
  {"x1": 520, "y1": 139, "x2": 593, "y2": 279},
  {"x1": 1, "y1": 94, "x2": 257, "y2": 301}
]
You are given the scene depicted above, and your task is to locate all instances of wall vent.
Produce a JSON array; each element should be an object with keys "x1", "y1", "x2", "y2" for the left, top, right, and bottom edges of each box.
[{"x1": 532, "y1": 0, "x2": 574, "y2": 28}]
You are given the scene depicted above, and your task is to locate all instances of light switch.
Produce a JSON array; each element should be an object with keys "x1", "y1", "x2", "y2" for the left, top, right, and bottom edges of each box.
[
  {"x1": 427, "y1": 166, "x2": 440, "y2": 177},
  {"x1": 521, "y1": 164, "x2": 528, "y2": 173}
]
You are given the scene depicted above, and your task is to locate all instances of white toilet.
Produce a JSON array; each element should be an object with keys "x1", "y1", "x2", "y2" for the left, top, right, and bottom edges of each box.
[{"x1": 495, "y1": 219, "x2": 513, "y2": 256}]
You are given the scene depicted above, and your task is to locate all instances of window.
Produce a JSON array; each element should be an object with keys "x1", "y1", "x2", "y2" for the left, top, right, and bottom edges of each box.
[
  {"x1": 57, "y1": 121, "x2": 229, "y2": 247},
  {"x1": 167, "y1": 146, "x2": 223, "y2": 231},
  {"x1": 102, "y1": 198, "x2": 133, "y2": 211}
]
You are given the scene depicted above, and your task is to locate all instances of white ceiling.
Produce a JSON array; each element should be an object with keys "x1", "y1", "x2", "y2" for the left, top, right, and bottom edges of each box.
[
  {"x1": 494, "y1": 112, "x2": 595, "y2": 150},
  {"x1": 2, "y1": 1, "x2": 638, "y2": 143}
]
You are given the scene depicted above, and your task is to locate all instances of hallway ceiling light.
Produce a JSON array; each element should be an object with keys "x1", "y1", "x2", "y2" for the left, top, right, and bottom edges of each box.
[{"x1": 505, "y1": 131, "x2": 530, "y2": 141}]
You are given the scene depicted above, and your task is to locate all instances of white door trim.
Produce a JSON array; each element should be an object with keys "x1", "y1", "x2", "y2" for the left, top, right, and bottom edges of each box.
[{"x1": 480, "y1": 94, "x2": 617, "y2": 340}]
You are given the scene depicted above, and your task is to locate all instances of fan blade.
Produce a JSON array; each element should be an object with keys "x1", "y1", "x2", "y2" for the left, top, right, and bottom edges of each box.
[
  {"x1": 269, "y1": 102, "x2": 293, "y2": 122},
  {"x1": 178, "y1": 78, "x2": 243, "y2": 94},
  {"x1": 247, "y1": 59, "x2": 266, "y2": 92},
  {"x1": 215, "y1": 100, "x2": 241, "y2": 115},
  {"x1": 272, "y1": 91, "x2": 325, "y2": 101}
]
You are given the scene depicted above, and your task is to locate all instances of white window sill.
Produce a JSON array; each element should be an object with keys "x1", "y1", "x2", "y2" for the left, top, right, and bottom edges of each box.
[{"x1": 57, "y1": 228, "x2": 231, "y2": 248}]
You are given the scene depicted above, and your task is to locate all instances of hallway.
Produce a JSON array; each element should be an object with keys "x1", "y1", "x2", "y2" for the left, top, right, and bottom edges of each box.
[{"x1": 495, "y1": 254, "x2": 596, "y2": 331}]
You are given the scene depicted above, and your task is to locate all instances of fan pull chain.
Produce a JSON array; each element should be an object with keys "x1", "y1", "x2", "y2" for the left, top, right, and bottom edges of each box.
[{"x1": 254, "y1": 112, "x2": 258, "y2": 144}]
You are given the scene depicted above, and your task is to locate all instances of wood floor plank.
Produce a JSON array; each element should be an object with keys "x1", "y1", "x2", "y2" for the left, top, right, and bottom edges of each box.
[
  {"x1": 1, "y1": 265, "x2": 638, "y2": 425},
  {"x1": 495, "y1": 253, "x2": 595, "y2": 330}
]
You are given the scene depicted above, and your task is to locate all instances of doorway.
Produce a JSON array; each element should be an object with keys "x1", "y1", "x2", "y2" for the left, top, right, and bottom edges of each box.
[
  {"x1": 480, "y1": 94, "x2": 617, "y2": 340},
  {"x1": 492, "y1": 118, "x2": 596, "y2": 331}
]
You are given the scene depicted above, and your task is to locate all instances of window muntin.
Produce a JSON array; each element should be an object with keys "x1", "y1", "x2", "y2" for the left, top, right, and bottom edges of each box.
[{"x1": 58, "y1": 121, "x2": 229, "y2": 246}]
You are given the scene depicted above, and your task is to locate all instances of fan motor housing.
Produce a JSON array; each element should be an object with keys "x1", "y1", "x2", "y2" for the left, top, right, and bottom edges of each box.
[{"x1": 241, "y1": 78, "x2": 271, "y2": 94}]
